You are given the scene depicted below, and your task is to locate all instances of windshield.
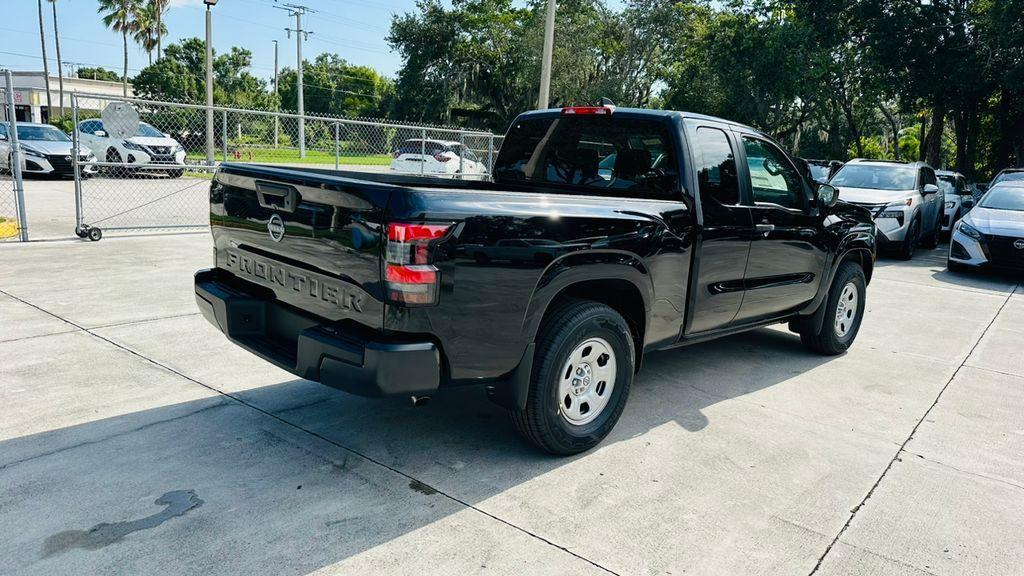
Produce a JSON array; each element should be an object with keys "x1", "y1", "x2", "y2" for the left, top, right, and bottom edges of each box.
[
  {"x1": 16, "y1": 125, "x2": 70, "y2": 142},
  {"x1": 992, "y1": 171, "x2": 1024, "y2": 186},
  {"x1": 136, "y1": 123, "x2": 164, "y2": 137},
  {"x1": 979, "y1": 185, "x2": 1024, "y2": 211},
  {"x1": 808, "y1": 164, "x2": 830, "y2": 182},
  {"x1": 937, "y1": 176, "x2": 957, "y2": 195},
  {"x1": 830, "y1": 164, "x2": 917, "y2": 191},
  {"x1": 493, "y1": 115, "x2": 679, "y2": 198}
]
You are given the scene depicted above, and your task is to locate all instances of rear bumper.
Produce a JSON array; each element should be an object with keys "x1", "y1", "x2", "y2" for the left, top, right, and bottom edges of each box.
[{"x1": 195, "y1": 268, "x2": 441, "y2": 397}]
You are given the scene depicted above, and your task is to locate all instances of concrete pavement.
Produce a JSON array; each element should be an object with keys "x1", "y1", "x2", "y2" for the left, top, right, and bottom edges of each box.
[{"x1": 1, "y1": 235, "x2": 1021, "y2": 575}]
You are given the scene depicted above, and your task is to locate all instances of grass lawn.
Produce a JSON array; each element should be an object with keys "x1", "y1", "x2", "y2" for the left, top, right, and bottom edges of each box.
[{"x1": 187, "y1": 148, "x2": 391, "y2": 165}]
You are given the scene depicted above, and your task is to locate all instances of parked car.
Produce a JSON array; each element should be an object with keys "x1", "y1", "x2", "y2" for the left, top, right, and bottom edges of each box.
[
  {"x1": 804, "y1": 159, "x2": 844, "y2": 183},
  {"x1": 390, "y1": 139, "x2": 488, "y2": 177},
  {"x1": 829, "y1": 159, "x2": 943, "y2": 259},
  {"x1": 936, "y1": 170, "x2": 976, "y2": 233},
  {"x1": 990, "y1": 168, "x2": 1024, "y2": 187},
  {"x1": 948, "y1": 182, "x2": 1024, "y2": 272},
  {"x1": 0, "y1": 122, "x2": 97, "y2": 178},
  {"x1": 76, "y1": 119, "x2": 187, "y2": 177},
  {"x1": 196, "y1": 105, "x2": 876, "y2": 455}
]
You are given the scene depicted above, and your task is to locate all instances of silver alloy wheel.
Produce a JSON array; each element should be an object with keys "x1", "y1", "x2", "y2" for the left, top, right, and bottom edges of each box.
[
  {"x1": 557, "y1": 337, "x2": 617, "y2": 426},
  {"x1": 834, "y1": 282, "x2": 858, "y2": 337}
]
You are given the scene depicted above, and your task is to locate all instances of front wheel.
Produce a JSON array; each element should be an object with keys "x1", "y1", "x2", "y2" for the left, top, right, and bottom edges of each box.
[
  {"x1": 799, "y1": 261, "x2": 866, "y2": 355},
  {"x1": 510, "y1": 300, "x2": 635, "y2": 455},
  {"x1": 896, "y1": 217, "x2": 920, "y2": 260}
]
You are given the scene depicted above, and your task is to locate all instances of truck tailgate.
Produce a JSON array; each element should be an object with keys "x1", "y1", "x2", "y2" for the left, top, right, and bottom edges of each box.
[{"x1": 210, "y1": 164, "x2": 393, "y2": 330}]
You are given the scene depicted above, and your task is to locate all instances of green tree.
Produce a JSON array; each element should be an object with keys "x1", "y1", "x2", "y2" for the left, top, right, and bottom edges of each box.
[
  {"x1": 133, "y1": 1, "x2": 167, "y2": 66},
  {"x1": 97, "y1": 0, "x2": 142, "y2": 97},
  {"x1": 48, "y1": 0, "x2": 65, "y2": 117},
  {"x1": 75, "y1": 67, "x2": 121, "y2": 82},
  {"x1": 277, "y1": 54, "x2": 393, "y2": 119}
]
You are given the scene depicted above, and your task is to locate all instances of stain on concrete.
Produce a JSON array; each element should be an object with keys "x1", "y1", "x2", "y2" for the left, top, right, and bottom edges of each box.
[
  {"x1": 42, "y1": 490, "x2": 203, "y2": 558},
  {"x1": 408, "y1": 479, "x2": 437, "y2": 496}
]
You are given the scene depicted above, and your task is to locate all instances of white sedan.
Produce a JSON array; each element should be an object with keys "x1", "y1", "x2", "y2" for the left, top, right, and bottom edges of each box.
[
  {"x1": 390, "y1": 139, "x2": 488, "y2": 177},
  {"x1": 77, "y1": 119, "x2": 187, "y2": 177}
]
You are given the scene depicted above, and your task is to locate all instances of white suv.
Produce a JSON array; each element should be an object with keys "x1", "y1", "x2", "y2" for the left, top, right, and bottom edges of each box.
[
  {"x1": 77, "y1": 119, "x2": 187, "y2": 177},
  {"x1": 829, "y1": 159, "x2": 944, "y2": 259},
  {"x1": 936, "y1": 170, "x2": 975, "y2": 234},
  {"x1": 390, "y1": 139, "x2": 487, "y2": 177}
]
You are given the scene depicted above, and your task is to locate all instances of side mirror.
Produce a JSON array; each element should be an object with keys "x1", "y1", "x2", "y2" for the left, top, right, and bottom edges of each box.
[
  {"x1": 922, "y1": 183, "x2": 939, "y2": 195},
  {"x1": 163, "y1": 132, "x2": 171, "y2": 138},
  {"x1": 817, "y1": 183, "x2": 839, "y2": 208},
  {"x1": 94, "y1": 130, "x2": 107, "y2": 137},
  {"x1": 0, "y1": 133, "x2": 7, "y2": 141}
]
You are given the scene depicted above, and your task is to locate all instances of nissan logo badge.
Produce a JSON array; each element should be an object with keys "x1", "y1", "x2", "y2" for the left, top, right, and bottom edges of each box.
[
  {"x1": 1015, "y1": 239, "x2": 1024, "y2": 250},
  {"x1": 267, "y1": 214, "x2": 285, "y2": 242}
]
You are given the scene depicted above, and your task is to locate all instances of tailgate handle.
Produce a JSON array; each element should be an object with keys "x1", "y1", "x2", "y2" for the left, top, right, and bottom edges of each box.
[{"x1": 255, "y1": 181, "x2": 299, "y2": 213}]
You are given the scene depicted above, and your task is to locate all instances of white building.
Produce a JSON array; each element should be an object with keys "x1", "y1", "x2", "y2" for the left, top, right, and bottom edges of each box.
[{"x1": 1, "y1": 71, "x2": 133, "y2": 123}]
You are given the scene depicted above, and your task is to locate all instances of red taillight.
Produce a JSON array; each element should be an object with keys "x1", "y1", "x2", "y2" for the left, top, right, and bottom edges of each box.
[
  {"x1": 385, "y1": 222, "x2": 452, "y2": 306},
  {"x1": 434, "y1": 153, "x2": 453, "y2": 162},
  {"x1": 561, "y1": 106, "x2": 614, "y2": 115}
]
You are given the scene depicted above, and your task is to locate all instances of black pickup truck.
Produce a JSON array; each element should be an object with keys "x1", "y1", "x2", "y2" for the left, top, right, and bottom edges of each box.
[{"x1": 195, "y1": 106, "x2": 876, "y2": 454}]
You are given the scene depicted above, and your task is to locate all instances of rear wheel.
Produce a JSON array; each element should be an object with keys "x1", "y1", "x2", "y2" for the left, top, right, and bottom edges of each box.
[
  {"x1": 510, "y1": 299, "x2": 635, "y2": 455},
  {"x1": 799, "y1": 261, "x2": 866, "y2": 355}
]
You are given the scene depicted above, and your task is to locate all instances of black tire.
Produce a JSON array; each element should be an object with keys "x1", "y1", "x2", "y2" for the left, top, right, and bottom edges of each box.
[
  {"x1": 510, "y1": 299, "x2": 635, "y2": 455},
  {"x1": 896, "y1": 217, "x2": 920, "y2": 260},
  {"x1": 87, "y1": 227, "x2": 103, "y2": 242},
  {"x1": 166, "y1": 168, "x2": 185, "y2": 179},
  {"x1": 799, "y1": 261, "x2": 866, "y2": 355},
  {"x1": 74, "y1": 226, "x2": 87, "y2": 238},
  {"x1": 921, "y1": 215, "x2": 941, "y2": 249}
]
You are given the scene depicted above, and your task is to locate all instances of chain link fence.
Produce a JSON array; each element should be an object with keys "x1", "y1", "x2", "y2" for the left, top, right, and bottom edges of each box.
[
  {"x1": 71, "y1": 93, "x2": 502, "y2": 240},
  {"x1": 1, "y1": 71, "x2": 28, "y2": 242}
]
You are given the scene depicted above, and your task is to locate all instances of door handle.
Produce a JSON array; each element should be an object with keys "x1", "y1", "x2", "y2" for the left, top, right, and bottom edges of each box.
[{"x1": 755, "y1": 223, "x2": 775, "y2": 237}]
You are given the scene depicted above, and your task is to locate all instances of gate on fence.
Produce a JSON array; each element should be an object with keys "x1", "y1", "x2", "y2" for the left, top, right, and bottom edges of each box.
[
  {"x1": 71, "y1": 93, "x2": 501, "y2": 240},
  {"x1": 1, "y1": 70, "x2": 29, "y2": 242}
]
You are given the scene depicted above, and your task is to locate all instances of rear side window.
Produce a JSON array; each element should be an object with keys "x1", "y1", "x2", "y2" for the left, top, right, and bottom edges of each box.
[
  {"x1": 493, "y1": 116, "x2": 680, "y2": 199},
  {"x1": 692, "y1": 127, "x2": 739, "y2": 205},
  {"x1": 921, "y1": 168, "x2": 936, "y2": 187},
  {"x1": 397, "y1": 140, "x2": 446, "y2": 156}
]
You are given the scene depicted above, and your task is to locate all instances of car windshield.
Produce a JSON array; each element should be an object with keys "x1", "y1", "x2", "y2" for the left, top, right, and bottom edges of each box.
[
  {"x1": 979, "y1": 185, "x2": 1024, "y2": 211},
  {"x1": 830, "y1": 164, "x2": 917, "y2": 191},
  {"x1": 16, "y1": 125, "x2": 70, "y2": 142},
  {"x1": 136, "y1": 123, "x2": 164, "y2": 137},
  {"x1": 808, "y1": 164, "x2": 831, "y2": 182},
  {"x1": 937, "y1": 176, "x2": 957, "y2": 195},
  {"x1": 992, "y1": 171, "x2": 1024, "y2": 186}
]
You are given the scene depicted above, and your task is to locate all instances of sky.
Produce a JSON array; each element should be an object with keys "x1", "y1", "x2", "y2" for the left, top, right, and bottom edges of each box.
[{"x1": 1, "y1": 0, "x2": 431, "y2": 82}]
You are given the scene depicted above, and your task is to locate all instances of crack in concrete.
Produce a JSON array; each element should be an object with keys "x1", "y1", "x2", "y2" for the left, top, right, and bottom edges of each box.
[
  {"x1": 900, "y1": 449, "x2": 1024, "y2": 493},
  {"x1": 807, "y1": 279, "x2": 1022, "y2": 575}
]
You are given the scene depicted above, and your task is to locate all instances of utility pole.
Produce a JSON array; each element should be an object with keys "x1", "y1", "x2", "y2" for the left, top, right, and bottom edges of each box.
[
  {"x1": 278, "y1": 3, "x2": 314, "y2": 158},
  {"x1": 538, "y1": 0, "x2": 556, "y2": 109},
  {"x1": 204, "y1": 0, "x2": 219, "y2": 166},
  {"x1": 273, "y1": 39, "x2": 279, "y2": 148}
]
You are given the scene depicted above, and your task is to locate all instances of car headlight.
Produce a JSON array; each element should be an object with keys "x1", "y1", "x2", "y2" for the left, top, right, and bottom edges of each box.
[
  {"x1": 173, "y1": 144, "x2": 185, "y2": 154},
  {"x1": 123, "y1": 140, "x2": 145, "y2": 151},
  {"x1": 20, "y1": 146, "x2": 44, "y2": 158},
  {"x1": 944, "y1": 201, "x2": 956, "y2": 209},
  {"x1": 957, "y1": 221, "x2": 983, "y2": 240}
]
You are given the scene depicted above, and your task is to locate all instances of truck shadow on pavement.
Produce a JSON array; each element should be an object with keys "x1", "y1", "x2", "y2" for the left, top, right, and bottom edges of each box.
[{"x1": 2, "y1": 327, "x2": 838, "y2": 574}]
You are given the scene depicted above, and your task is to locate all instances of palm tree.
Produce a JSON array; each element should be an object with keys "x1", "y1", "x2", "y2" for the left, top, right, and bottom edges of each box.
[
  {"x1": 152, "y1": 0, "x2": 168, "y2": 60},
  {"x1": 98, "y1": 0, "x2": 142, "y2": 97},
  {"x1": 132, "y1": 2, "x2": 165, "y2": 66},
  {"x1": 36, "y1": 0, "x2": 53, "y2": 118},
  {"x1": 48, "y1": 0, "x2": 65, "y2": 117}
]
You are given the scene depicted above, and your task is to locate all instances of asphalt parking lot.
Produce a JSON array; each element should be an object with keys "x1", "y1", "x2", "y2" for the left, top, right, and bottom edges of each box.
[{"x1": 2, "y1": 230, "x2": 1022, "y2": 575}]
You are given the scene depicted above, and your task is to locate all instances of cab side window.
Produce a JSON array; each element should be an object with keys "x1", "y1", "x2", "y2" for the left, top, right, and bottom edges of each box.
[
  {"x1": 692, "y1": 127, "x2": 740, "y2": 206},
  {"x1": 741, "y1": 137, "x2": 804, "y2": 209}
]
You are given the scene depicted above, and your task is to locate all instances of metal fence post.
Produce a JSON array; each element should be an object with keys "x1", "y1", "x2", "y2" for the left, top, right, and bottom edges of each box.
[
  {"x1": 420, "y1": 129, "x2": 426, "y2": 176},
  {"x1": 334, "y1": 122, "x2": 340, "y2": 171},
  {"x1": 458, "y1": 131, "x2": 465, "y2": 178},
  {"x1": 5, "y1": 70, "x2": 28, "y2": 241},
  {"x1": 71, "y1": 92, "x2": 84, "y2": 236},
  {"x1": 221, "y1": 109, "x2": 228, "y2": 162},
  {"x1": 488, "y1": 134, "x2": 495, "y2": 176}
]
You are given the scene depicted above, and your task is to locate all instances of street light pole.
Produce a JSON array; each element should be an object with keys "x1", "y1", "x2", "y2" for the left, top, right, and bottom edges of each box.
[
  {"x1": 538, "y1": 0, "x2": 556, "y2": 109},
  {"x1": 204, "y1": 0, "x2": 218, "y2": 166}
]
